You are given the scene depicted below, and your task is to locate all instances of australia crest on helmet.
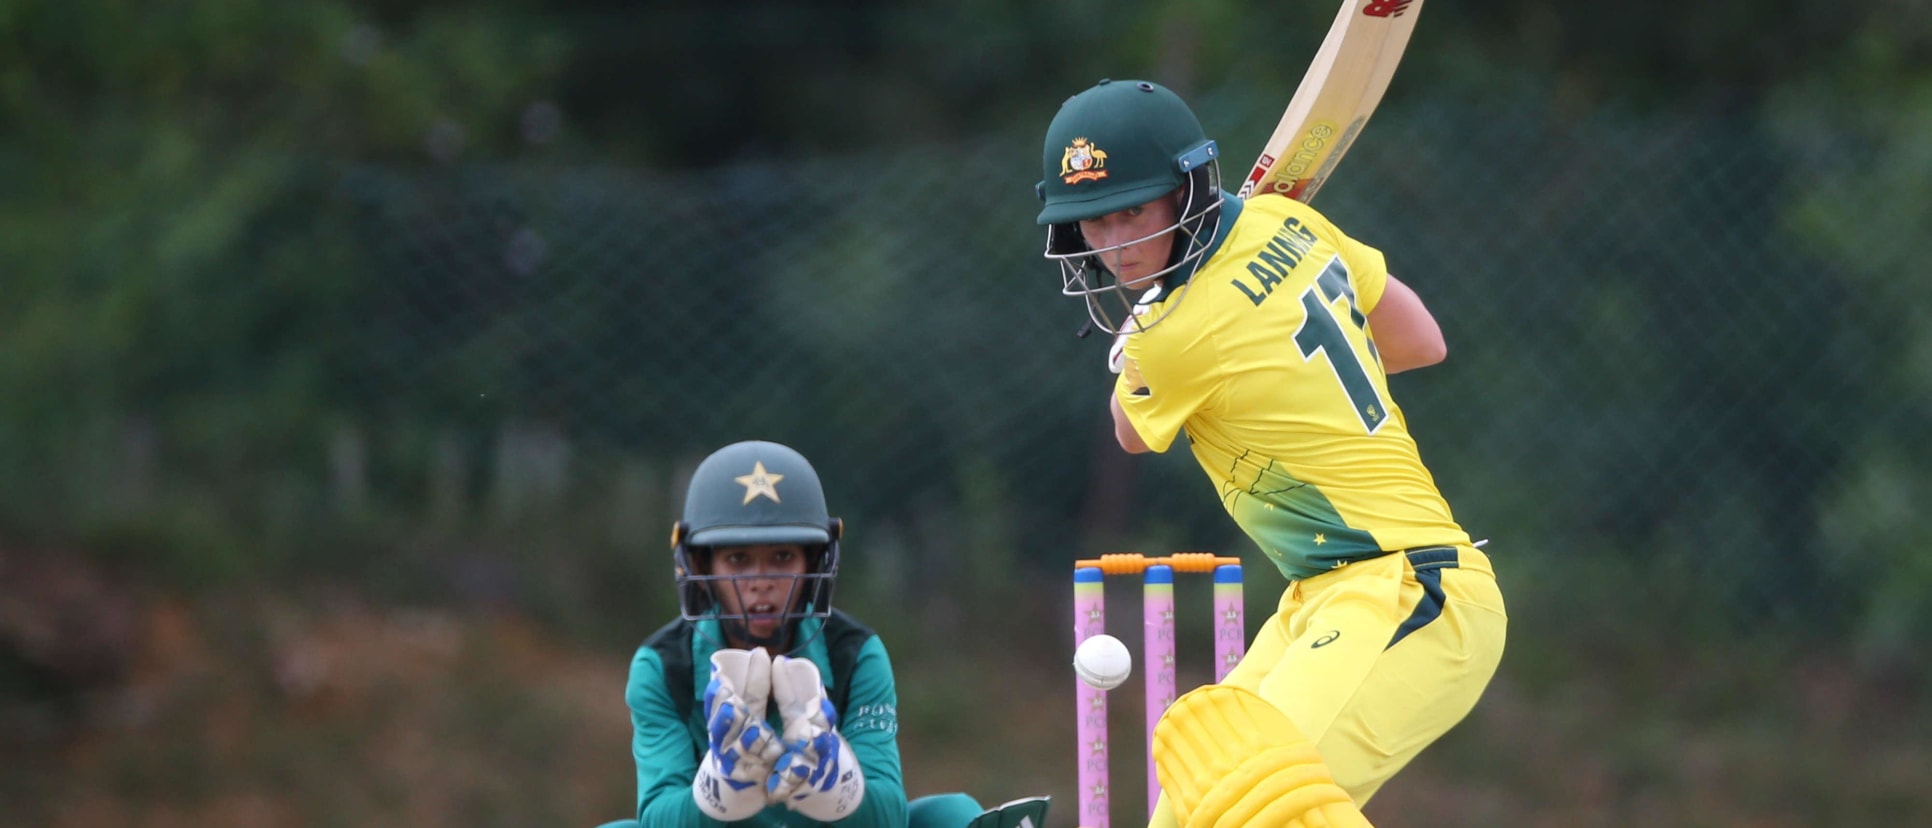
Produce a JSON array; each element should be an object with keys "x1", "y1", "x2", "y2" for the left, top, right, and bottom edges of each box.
[{"x1": 1061, "y1": 138, "x2": 1109, "y2": 184}]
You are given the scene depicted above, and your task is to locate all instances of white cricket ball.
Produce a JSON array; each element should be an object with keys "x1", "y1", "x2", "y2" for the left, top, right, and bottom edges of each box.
[{"x1": 1073, "y1": 633, "x2": 1133, "y2": 691}]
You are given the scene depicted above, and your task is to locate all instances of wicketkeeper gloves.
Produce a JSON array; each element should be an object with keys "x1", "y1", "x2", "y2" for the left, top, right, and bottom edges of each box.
[
  {"x1": 689, "y1": 648, "x2": 866, "y2": 821},
  {"x1": 693, "y1": 648, "x2": 784, "y2": 820},
  {"x1": 765, "y1": 654, "x2": 865, "y2": 820}
]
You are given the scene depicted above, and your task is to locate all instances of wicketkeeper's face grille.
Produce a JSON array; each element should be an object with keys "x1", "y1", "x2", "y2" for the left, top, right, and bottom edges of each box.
[{"x1": 675, "y1": 543, "x2": 839, "y2": 653}]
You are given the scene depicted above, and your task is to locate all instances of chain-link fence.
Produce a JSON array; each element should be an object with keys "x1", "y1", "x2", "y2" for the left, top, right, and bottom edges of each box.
[
  {"x1": 6, "y1": 84, "x2": 1932, "y2": 828},
  {"x1": 9, "y1": 92, "x2": 1929, "y2": 665}
]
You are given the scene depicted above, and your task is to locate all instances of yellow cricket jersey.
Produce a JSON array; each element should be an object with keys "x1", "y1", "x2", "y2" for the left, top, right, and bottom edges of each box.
[{"x1": 1115, "y1": 193, "x2": 1470, "y2": 581}]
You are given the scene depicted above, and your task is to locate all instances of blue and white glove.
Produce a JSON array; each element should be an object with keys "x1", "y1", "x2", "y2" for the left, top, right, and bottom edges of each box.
[
  {"x1": 692, "y1": 647, "x2": 782, "y2": 821},
  {"x1": 765, "y1": 654, "x2": 865, "y2": 820}
]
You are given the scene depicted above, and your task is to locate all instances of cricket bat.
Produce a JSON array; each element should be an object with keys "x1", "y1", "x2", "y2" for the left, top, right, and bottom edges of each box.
[{"x1": 1235, "y1": 0, "x2": 1424, "y2": 202}]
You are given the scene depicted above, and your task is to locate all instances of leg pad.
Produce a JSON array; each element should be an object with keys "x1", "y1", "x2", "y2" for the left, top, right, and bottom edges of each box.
[{"x1": 1153, "y1": 686, "x2": 1371, "y2": 828}]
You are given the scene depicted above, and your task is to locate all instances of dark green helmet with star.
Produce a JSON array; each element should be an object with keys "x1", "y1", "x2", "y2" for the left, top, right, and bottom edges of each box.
[
  {"x1": 1035, "y1": 79, "x2": 1226, "y2": 336},
  {"x1": 671, "y1": 440, "x2": 841, "y2": 630}
]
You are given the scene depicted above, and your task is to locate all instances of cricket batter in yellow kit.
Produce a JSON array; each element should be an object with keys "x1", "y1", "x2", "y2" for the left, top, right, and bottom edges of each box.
[{"x1": 1035, "y1": 79, "x2": 1507, "y2": 828}]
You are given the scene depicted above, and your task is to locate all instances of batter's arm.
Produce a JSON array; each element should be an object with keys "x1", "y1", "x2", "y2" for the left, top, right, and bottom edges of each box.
[
  {"x1": 1366, "y1": 274, "x2": 1445, "y2": 374},
  {"x1": 1110, "y1": 393, "x2": 1153, "y2": 454}
]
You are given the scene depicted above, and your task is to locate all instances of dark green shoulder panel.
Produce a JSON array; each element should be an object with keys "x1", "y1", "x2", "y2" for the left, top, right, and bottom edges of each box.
[
  {"x1": 820, "y1": 608, "x2": 876, "y2": 714},
  {"x1": 642, "y1": 618, "x2": 697, "y2": 723}
]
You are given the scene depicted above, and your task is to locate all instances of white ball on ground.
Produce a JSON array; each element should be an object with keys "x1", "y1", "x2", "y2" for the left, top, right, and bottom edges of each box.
[{"x1": 1073, "y1": 633, "x2": 1132, "y2": 691}]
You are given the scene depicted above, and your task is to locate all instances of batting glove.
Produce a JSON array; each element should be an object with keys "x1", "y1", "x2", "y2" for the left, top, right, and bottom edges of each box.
[{"x1": 1107, "y1": 283, "x2": 1163, "y2": 374}]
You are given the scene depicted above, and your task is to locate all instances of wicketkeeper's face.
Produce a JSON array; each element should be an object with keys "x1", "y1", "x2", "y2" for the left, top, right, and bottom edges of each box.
[
  {"x1": 1076, "y1": 192, "x2": 1182, "y2": 292},
  {"x1": 707, "y1": 544, "x2": 810, "y2": 642}
]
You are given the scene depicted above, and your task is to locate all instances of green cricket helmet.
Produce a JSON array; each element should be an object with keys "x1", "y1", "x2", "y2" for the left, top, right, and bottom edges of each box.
[
  {"x1": 671, "y1": 440, "x2": 841, "y2": 635},
  {"x1": 1035, "y1": 79, "x2": 1225, "y2": 336}
]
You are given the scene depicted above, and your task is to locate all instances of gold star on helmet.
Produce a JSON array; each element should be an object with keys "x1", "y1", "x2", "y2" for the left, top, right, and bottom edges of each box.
[{"x1": 735, "y1": 461, "x2": 784, "y2": 505}]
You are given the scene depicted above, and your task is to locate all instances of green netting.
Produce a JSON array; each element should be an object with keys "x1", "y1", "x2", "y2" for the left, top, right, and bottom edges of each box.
[{"x1": 7, "y1": 96, "x2": 1929, "y2": 662}]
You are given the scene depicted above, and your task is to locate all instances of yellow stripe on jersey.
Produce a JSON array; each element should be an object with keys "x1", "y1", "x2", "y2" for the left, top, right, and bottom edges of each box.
[{"x1": 1114, "y1": 194, "x2": 1468, "y2": 581}]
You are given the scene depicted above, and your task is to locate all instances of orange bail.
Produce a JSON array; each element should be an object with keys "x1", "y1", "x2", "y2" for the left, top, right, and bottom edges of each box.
[{"x1": 1072, "y1": 552, "x2": 1242, "y2": 575}]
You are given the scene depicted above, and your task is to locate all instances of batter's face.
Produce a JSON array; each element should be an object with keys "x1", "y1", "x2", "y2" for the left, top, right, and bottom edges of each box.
[
  {"x1": 1077, "y1": 191, "x2": 1182, "y2": 292},
  {"x1": 707, "y1": 544, "x2": 810, "y2": 647}
]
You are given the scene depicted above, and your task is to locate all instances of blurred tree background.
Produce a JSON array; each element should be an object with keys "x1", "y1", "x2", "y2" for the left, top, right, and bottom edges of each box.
[{"x1": 3, "y1": 0, "x2": 1930, "y2": 826}]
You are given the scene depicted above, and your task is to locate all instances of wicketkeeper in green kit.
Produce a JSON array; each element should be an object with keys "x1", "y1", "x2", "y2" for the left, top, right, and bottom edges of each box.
[{"x1": 596, "y1": 440, "x2": 1048, "y2": 828}]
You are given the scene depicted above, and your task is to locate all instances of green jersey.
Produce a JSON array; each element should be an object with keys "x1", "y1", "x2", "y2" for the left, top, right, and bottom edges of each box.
[{"x1": 624, "y1": 611, "x2": 905, "y2": 828}]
